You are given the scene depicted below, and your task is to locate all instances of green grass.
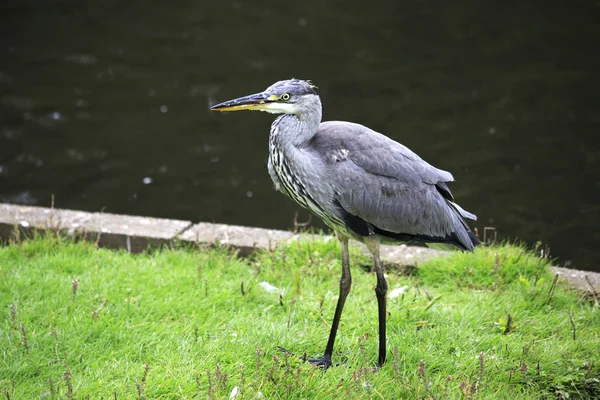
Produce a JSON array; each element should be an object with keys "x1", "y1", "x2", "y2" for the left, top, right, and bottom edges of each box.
[{"x1": 0, "y1": 234, "x2": 598, "y2": 399}]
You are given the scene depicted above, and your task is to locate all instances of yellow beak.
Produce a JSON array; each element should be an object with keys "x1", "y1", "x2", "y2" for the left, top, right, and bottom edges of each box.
[{"x1": 211, "y1": 92, "x2": 279, "y2": 112}]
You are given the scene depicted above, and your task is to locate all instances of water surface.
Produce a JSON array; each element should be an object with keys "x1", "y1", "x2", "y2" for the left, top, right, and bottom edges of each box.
[{"x1": 1, "y1": 1, "x2": 599, "y2": 270}]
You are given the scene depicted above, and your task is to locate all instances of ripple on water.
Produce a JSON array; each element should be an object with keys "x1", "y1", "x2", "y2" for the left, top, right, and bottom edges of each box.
[
  {"x1": 65, "y1": 54, "x2": 98, "y2": 65},
  {"x1": 66, "y1": 149, "x2": 85, "y2": 161},
  {"x1": 3, "y1": 96, "x2": 34, "y2": 110},
  {"x1": 1, "y1": 128, "x2": 20, "y2": 139},
  {"x1": 0, "y1": 191, "x2": 38, "y2": 205},
  {"x1": 16, "y1": 154, "x2": 44, "y2": 167}
]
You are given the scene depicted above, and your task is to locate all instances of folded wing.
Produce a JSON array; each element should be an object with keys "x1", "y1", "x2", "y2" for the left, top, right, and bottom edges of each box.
[{"x1": 311, "y1": 121, "x2": 477, "y2": 250}]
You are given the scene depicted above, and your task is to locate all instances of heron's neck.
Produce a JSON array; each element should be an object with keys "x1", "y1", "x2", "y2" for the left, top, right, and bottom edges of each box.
[{"x1": 271, "y1": 103, "x2": 322, "y2": 148}]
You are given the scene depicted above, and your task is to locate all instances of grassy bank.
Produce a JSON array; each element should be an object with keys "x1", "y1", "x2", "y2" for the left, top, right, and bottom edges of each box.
[{"x1": 0, "y1": 235, "x2": 598, "y2": 399}]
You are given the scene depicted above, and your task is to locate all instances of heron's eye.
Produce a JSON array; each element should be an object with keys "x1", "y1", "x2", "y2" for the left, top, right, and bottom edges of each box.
[{"x1": 281, "y1": 93, "x2": 291, "y2": 101}]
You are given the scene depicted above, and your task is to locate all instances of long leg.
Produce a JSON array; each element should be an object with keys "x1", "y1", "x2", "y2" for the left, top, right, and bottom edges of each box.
[
  {"x1": 366, "y1": 237, "x2": 387, "y2": 367},
  {"x1": 309, "y1": 234, "x2": 352, "y2": 368}
]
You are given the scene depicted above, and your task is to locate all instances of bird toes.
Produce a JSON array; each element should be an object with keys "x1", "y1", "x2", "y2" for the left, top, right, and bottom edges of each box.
[
  {"x1": 276, "y1": 346, "x2": 334, "y2": 369},
  {"x1": 307, "y1": 356, "x2": 333, "y2": 370}
]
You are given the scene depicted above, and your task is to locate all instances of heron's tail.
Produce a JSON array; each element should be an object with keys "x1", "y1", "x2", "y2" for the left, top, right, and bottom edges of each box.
[
  {"x1": 439, "y1": 200, "x2": 480, "y2": 252},
  {"x1": 426, "y1": 228, "x2": 479, "y2": 252},
  {"x1": 468, "y1": 228, "x2": 480, "y2": 247},
  {"x1": 448, "y1": 201, "x2": 477, "y2": 221}
]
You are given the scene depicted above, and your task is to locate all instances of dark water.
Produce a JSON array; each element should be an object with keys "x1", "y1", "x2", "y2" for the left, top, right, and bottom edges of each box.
[{"x1": 1, "y1": 1, "x2": 599, "y2": 271}]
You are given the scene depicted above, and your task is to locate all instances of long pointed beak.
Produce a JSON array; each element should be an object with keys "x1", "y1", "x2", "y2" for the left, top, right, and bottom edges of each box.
[{"x1": 211, "y1": 92, "x2": 278, "y2": 112}]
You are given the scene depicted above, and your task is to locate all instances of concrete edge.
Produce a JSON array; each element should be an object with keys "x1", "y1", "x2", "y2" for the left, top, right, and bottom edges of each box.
[{"x1": 0, "y1": 203, "x2": 598, "y2": 294}]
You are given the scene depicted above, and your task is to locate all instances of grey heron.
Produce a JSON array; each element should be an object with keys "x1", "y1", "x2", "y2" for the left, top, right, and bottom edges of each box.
[{"x1": 211, "y1": 79, "x2": 478, "y2": 369}]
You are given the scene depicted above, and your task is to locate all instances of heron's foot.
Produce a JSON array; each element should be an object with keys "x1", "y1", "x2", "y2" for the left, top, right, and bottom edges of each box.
[
  {"x1": 371, "y1": 363, "x2": 383, "y2": 373},
  {"x1": 307, "y1": 356, "x2": 333, "y2": 369},
  {"x1": 276, "y1": 347, "x2": 334, "y2": 369}
]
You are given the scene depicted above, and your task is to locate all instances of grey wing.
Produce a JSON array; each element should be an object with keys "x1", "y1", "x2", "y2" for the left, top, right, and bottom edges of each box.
[{"x1": 312, "y1": 121, "x2": 476, "y2": 248}]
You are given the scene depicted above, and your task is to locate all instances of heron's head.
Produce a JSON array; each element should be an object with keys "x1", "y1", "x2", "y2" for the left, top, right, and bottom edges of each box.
[{"x1": 211, "y1": 79, "x2": 320, "y2": 116}]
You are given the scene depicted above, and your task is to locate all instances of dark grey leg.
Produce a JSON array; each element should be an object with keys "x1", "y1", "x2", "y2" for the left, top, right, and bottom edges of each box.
[
  {"x1": 366, "y1": 238, "x2": 387, "y2": 367},
  {"x1": 309, "y1": 235, "x2": 352, "y2": 369}
]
